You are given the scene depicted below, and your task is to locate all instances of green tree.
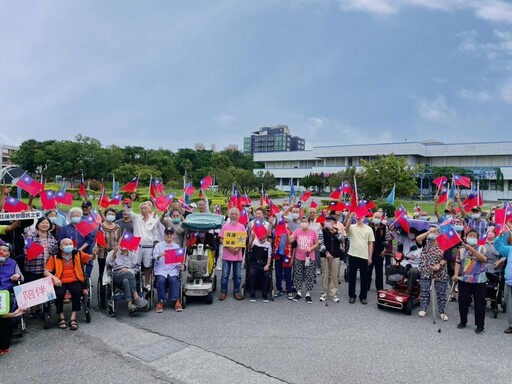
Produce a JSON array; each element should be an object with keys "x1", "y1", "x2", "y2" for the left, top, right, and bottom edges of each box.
[
  {"x1": 300, "y1": 173, "x2": 327, "y2": 192},
  {"x1": 113, "y1": 164, "x2": 162, "y2": 185},
  {"x1": 360, "y1": 154, "x2": 420, "y2": 199},
  {"x1": 255, "y1": 171, "x2": 276, "y2": 192}
]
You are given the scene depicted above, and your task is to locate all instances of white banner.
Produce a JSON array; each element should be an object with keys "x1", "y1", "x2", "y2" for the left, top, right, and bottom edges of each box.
[
  {"x1": 0, "y1": 211, "x2": 43, "y2": 221},
  {"x1": 13, "y1": 276, "x2": 56, "y2": 309}
]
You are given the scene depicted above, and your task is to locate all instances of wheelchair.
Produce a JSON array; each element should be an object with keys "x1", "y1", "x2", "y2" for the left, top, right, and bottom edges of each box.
[
  {"x1": 42, "y1": 276, "x2": 92, "y2": 329},
  {"x1": 104, "y1": 267, "x2": 150, "y2": 317}
]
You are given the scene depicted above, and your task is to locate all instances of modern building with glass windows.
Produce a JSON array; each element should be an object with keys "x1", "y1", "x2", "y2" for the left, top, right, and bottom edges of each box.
[
  {"x1": 243, "y1": 125, "x2": 305, "y2": 154},
  {"x1": 253, "y1": 140, "x2": 512, "y2": 200}
]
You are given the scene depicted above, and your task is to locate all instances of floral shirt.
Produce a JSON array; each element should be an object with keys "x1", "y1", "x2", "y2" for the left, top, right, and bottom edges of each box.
[
  {"x1": 419, "y1": 238, "x2": 448, "y2": 280},
  {"x1": 96, "y1": 223, "x2": 122, "y2": 259}
]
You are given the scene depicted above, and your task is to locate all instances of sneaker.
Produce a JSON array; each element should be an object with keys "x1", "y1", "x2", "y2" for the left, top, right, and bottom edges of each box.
[
  {"x1": 274, "y1": 291, "x2": 283, "y2": 298},
  {"x1": 457, "y1": 323, "x2": 467, "y2": 329},
  {"x1": 175, "y1": 300, "x2": 183, "y2": 312},
  {"x1": 305, "y1": 295, "x2": 312, "y2": 304},
  {"x1": 287, "y1": 293, "x2": 294, "y2": 300},
  {"x1": 134, "y1": 297, "x2": 148, "y2": 309},
  {"x1": 219, "y1": 293, "x2": 227, "y2": 301},
  {"x1": 262, "y1": 298, "x2": 269, "y2": 303},
  {"x1": 418, "y1": 310, "x2": 427, "y2": 317},
  {"x1": 216, "y1": 265, "x2": 222, "y2": 271},
  {"x1": 316, "y1": 269, "x2": 321, "y2": 276},
  {"x1": 440, "y1": 314, "x2": 448, "y2": 321},
  {"x1": 128, "y1": 302, "x2": 138, "y2": 313},
  {"x1": 293, "y1": 294, "x2": 302, "y2": 302},
  {"x1": 0, "y1": 349, "x2": 10, "y2": 356},
  {"x1": 331, "y1": 296, "x2": 340, "y2": 303},
  {"x1": 475, "y1": 327, "x2": 485, "y2": 334},
  {"x1": 250, "y1": 296, "x2": 256, "y2": 303},
  {"x1": 145, "y1": 284, "x2": 151, "y2": 292},
  {"x1": 156, "y1": 302, "x2": 164, "y2": 313},
  {"x1": 319, "y1": 295, "x2": 326, "y2": 302}
]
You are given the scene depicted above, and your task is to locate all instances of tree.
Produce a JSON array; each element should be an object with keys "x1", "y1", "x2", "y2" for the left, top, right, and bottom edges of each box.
[
  {"x1": 300, "y1": 173, "x2": 327, "y2": 192},
  {"x1": 255, "y1": 171, "x2": 276, "y2": 192},
  {"x1": 112, "y1": 164, "x2": 162, "y2": 185},
  {"x1": 360, "y1": 154, "x2": 420, "y2": 199}
]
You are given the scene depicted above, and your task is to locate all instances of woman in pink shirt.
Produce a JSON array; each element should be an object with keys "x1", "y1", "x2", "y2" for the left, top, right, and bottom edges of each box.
[{"x1": 290, "y1": 217, "x2": 319, "y2": 303}]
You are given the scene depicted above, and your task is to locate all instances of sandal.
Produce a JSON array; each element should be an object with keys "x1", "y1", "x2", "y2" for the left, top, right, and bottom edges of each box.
[
  {"x1": 58, "y1": 319, "x2": 68, "y2": 329},
  {"x1": 69, "y1": 320, "x2": 79, "y2": 331}
]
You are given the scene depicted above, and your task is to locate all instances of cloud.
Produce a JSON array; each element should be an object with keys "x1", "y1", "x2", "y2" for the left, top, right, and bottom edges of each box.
[
  {"x1": 458, "y1": 88, "x2": 493, "y2": 102},
  {"x1": 499, "y1": 79, "x2": 512, "y2": 103},
  {"x1": 216, "y1": 113, "x2": 237, "y2": 125},
  {"x1": 415, "y1": 94, "x2": 455, "y2": 122},
  {"x1": 337, "y1": 0, "x2": 512, "y2": 23}
]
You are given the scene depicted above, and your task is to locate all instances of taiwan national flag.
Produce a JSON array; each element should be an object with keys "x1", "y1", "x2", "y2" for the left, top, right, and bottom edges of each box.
[
  {"x1": 40, "y1": 190, "x2": 57, "y2": 210},
  {"x1": 437, "y1": 187, "x2": 448, "y2": 204},
  {"x1": 329, "y1": 186, "x2": 342, "y2": 200},
  {"x1": 91, "y1": 209, "x2": 103, "y2": 225},
  {"x1": 328, "y1": 201, "x2": 345, "y2": 211},
  {"x1": 394, "y1": 204, "x2": 407, "y2": 219},
  {"x1": 76, "y1": 215, "x2": 98, "y2": 237},
  {"x1": 24, "y1": 237, "x2": 45, "y2": 261},
  {"x1": 394, "y1": 210, "x2": 410, "y2": 233},
  {"x1": 200, "y1": 175, "x2": 212, "y2": 190},
  {"x1": 3, "y1": 196, "x2": 29, "y2": 213},
  {"x1": 238, "y1": 208, "x2": 249, "y2": 226},
  {"x1": 274, "y1": 214, "x2": 287, "y2": 235},
  {"x1": 183, "y1": 183, "x2": 195, "y2": 197},
  {"x1": 79, "y1": 175, "x2": 87, "y2": 199},
  {"x1": 462, "y1": 191, "x2": 483, "y2": 210},
  {"x1": 98, "y1": 187, "x2": 110, "y2": 209},
  {"x1": 268, "y1": 201, "x2": 280, "y2": 217},
  {"x1": 239, "y1": 194, "x2": 252, "y2": 206},
  {"x1": 119, "y1": 231, "x2": 141, "y2": 251},
  {"x1": 300, "y1": 190, "x2": 312, "y2": 202},
  {"x1": 164, "y1": 248, "x2": 186, "y2": 264},
  {"x1": 341, "y1": 181, "x2": 352, "y2": 194},
  {"x1": 437, "y1": 226, "x2": 462, "y2": 251},
  {"x1": 316, "y1": 212, "x2": 326, "y2": 224},
  {"x1": 355, "y1": 201, "x2": 371, "y2": 219},
  {"x1": 121, "y1": 176, "x2": 139, "y2": 193},
  {"x1": 150, "y1": 178, "x2": 165, "y2": 198},
  {"x1": 109, "y1": 194, "x2": 122, "y2": 206},
  {"x1": 310, "y1": 200, "x2": 318, "y2": 209},
  {"x1": 228, "y1": 187, "x2": 241, "y2": 210},
  {"x1": 153, "y1": 194, "x2": 174, "y2": 212},
  {"x1": 433, "y1": 176, "x2": 447, "y2": 189},
  {"x1": 453, "y1": 174, "x2": 471, "y2": 188},
  {"x1": 252, "y1": 219, "x2": 268, "y2": 239},
  {"x1": 55, "y1": 190, "x2": 73, "y2": 206},
  {"x1": 96, "y1": 228, "x2": 107, "y2": 248},
  {"x1": 16, "y1": 174, "x2": 44, "y2": 196}
]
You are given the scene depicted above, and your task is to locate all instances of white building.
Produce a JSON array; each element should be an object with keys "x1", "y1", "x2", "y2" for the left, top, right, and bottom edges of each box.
[
  {"x1": 0, "y1": 144, "x2": 18, "y2": 169},
  {"x1": 253, "y1": 140, "x2": 512, "y2": 200}
]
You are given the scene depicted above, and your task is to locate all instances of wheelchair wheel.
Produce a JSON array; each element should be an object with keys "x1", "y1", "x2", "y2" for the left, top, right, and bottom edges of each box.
[
  {"x1": 404, "y1": 300, "x2": 413, "y2": 316},
  {"x1": 97, "y1": 276, "x2": 106, "y2": 310},
  {"x1": 42, "y1": 303, "x2": 51, "y2": 330},
  {"x1": 85, "y1": 307, "x2": 91, "y2": 323},
  {"x1": 493, "y1": 307, "x2": 499, "y2": 319},
  {"x1": 377, "y1": 303, "x2": 385, "y2": 310},
  {"x1": 205, "y1": 292, "x2": 214, "y2": 305},
  {"x1": 182, "y1": 294, "x2": 187, "y2": 309},
  {"x1": 212, "y1": 275, "x2": 217, "y2": 292},
  {"x1": 106, "y1": 300, "x2": 116, "y2": 317}
]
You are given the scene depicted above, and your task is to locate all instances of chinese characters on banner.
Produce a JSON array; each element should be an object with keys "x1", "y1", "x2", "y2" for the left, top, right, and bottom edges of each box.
[
  {"x1": 13, "y1": 277, "x2": 57, "y2": 309},
  {"x1": 222, "y1": 231, "x2": 247, "y2": 248}
]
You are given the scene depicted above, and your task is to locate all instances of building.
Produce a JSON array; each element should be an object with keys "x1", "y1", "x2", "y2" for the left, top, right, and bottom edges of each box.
[
  {"x1": 0, "y1": 144, "x2": 18, "y2": 169},
  {"x1": 223, "y1": 144, "x2": 239, "y2": 151},
  {"x1": 253, "y1": 140, "x2": 512, "y2": 200},
  {"x1": 243, "y1": 125, "x2": 305, "y2": 154}
]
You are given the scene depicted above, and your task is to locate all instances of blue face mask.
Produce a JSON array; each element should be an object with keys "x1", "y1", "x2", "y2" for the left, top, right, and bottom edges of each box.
[
  {"x1": 63, "y1": 245, "x2": 74, "y2": 254},
  {"x1": 71, "y1": 217, "x2": 81, "y2": 224},
  {"x1": 454, "y1": 225, "x2": 464, "y2": 232}
]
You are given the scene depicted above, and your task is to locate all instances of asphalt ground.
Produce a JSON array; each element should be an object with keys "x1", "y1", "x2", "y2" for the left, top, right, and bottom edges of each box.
[{"x1": 3, "y1": 264, "x2": 511, "y2": 384}]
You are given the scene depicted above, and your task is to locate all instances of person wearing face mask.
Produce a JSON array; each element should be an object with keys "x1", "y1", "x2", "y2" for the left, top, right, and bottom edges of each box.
[
  {"x1": 45, "y1": 210, "x2": 62, "y2": 240},
  {"x1": 456, "y1": 193, "x2": 488, "y2": 238},
  {"x1": 453, "y1": 229, "x2": 488, "y2": 334},
  {"x1": 433, "y1": 195, "x2": 455, "y2": 222},
  {"x1": 44, "y1": 238, "x2": 90, "y2": 330},
  {"x1": 24, "y1": 217, "x2": 59, "y2": 284},
  {"x1": 318, "y1": 216, "x2": 345, "y2": 302},
  {"x1": 161, "y1": 209, "x2": 185, "y2": 247},
  {"x1": 415, "y1": 225, "x2": 448, "y2": 320},
  {"x1": 218, "y1": 208, "x2": 246, "y2": 301},
  {"x1": 345, "y1": 212, "x2": 375, "y2": 305},
  {"x1": 445, "y1": 219, "x2": 466, "y2": 302},
  {"x1": 115, "y1": 209, "x2": 134, "y2": 235},
  {"x1": 0, "y1": 242, "x2": 25, "y2": 356},
  {"x1": 289, "y1": 217, "x2": 319, "y2": 303},
  {"x1": 95, "y1": 208, "x2": 122, "y2": 284},
  {"x1": 59, "y1": 207, "x2": 94, "y2": 260},
  {"x1": 287, "y1": 207, "x2": 302, "y2": 232},
  {"x1": 368, "y1": 212, "x2": 388, "y2": 291},
  {"x1": 247, "y1": 233, "x2": 272, "y2": 302},
  {"x1": 483, "y1": 231, "x2": 500, "y2": 273},
  {"x1": 106, "y1": 244, "x2": 149, "y2": 313},
  {"x1": 494, "y1": 230, "x2": 512, "y2": 334}
]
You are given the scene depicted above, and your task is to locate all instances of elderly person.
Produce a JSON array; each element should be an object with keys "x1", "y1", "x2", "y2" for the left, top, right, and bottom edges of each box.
[
  {"x1": 290, "y1": 216, "x2": 319, "y2": 303},
  {"x1": 218, "y1": 208, "x2": 246, "y2": 301},
  {"x1": 453, "y1": 229, "x2": 488, "y2": 334},
  {"x1": 106, "y1": 245, "x2": 149, "y2": 313},
  {"x1": 44, "y1": 238, "x2": 90, "y2": 330},
  {"x1": 25, "y1": 216, "x2": 59, "y2": 283},
  {"x1": 127, "y1": 198, "x2": 160, "y2": 291},
  {"x1": 0, "y1": 242, "x2": 24, "y2": 355},
  {"x1": 160, "y1": 209, "x2": 185, "y2": 247},
  {"x1": 95, "y1": 208, "x2": 122, "y2": 282},
  {"x1": 153, "y1": 227, "x2": 184, "y2": 313},
  {"x1": 45, "y1": 209, "x2": 62, "y2": 240},
  {"x1": 368, "y1": 211, "x2": 388, "y2": 291},
  {"x1": 415, "y1": 225, "x2": 449, "y2": 320},
  {"x1": 318, "y1": 215, "x2": 345, "y2": 302}
]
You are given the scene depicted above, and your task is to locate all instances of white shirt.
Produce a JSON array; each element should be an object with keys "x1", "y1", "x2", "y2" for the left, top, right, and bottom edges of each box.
[
  {"x1": 153, "y1": 241, "x2": 181, "y2": 277},
  {"x1": 129, "y1": 211, "x2": 160, "y2": 246}
]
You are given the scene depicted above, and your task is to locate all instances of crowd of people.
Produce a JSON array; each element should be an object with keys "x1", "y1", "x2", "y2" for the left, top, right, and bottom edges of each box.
[{"x1": 1, "y1": 188, "x2": 512, "y2": 357}]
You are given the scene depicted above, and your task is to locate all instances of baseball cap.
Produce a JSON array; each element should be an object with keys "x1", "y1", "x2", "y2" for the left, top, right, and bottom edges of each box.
[
  {"x1": 81, "y1": 201, "x2": 92, "y2": 208},
  {"x1": 164, "y1": 227, "x2": 175, "y2": 234},
  {"x1": 471, "y1": 206, "x2": 482, "y2": 212}
]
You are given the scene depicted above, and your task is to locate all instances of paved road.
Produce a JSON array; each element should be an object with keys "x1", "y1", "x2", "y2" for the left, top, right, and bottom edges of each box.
[{"x1": 3, "y1": 266, "x2": 511, "y2": 384}]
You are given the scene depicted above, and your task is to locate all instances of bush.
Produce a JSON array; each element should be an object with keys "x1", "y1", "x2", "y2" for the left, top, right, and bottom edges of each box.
[{"x1": 377, "y1": 202, "x2": 396, "y2": 217}]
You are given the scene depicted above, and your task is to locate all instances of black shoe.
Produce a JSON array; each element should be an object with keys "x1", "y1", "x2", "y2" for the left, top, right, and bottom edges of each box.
[
  {"x1": 360, "y1": 299, "x2": 368, "y2": 305},
  {"x1": 475, "y1": 327, "x2": 485, "y2": 334},
  {"x1": 457, "y1": 323, "x2": 467, "y2": 329},
  {"x1": 305, "y1": 295, "x2": 312, "y2": 304},
  {"x1": 349, "y1": 297, "x2": 356, "y2": 304},
  {"x1": 292, "y1": 294, "x2": 302, "y2": 302}
]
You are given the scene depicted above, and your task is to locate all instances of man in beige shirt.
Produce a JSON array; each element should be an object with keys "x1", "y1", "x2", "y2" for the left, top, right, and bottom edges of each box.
[{"x1": 345, "y1": 212, "x2": 375, "y2": 304}]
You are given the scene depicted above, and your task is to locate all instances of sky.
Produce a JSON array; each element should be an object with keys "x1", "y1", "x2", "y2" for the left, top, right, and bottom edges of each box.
[{"x1": 1, "y1": 0, "x2": 512, "y2": 151}]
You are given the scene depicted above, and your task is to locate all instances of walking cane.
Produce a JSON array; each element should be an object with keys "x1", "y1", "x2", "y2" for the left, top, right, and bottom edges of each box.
[
  {"x1": 438, "y1": 281, "x2": 456, "y2": 333},
  {"x1": 431, "y1": 278, "x2": 437, "y2": 325}
]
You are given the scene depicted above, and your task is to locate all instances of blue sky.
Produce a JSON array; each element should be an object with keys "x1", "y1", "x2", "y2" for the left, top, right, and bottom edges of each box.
[{"x1": 1, "y1": 0, "x2": 512, "y2": 151}]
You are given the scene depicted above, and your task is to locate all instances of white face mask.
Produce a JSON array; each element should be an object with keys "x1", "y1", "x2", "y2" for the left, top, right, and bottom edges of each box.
[
  {"x1": 428, "y1": 233, "x2": 437, "y2": 240},
  {"x1": 325, "y1": 222, "x2": 333, "y2": 228},
  {"x1": 373, "y1": 219, "x2": 381, "y2": 225},
  {"x1": 471, "y1": 213, "x2": 481, "y2": 220},
  {"x1": 454, "y1": 225, "x2": 464, "y2": 232},
  {"x1": 466, "y1": 237, "x2": 478, "y2": 246},
  {"x1": 291, "y1": 213, "x2": 300, "y2": 220},
  {"x1": 106, "y1": 215, "x2": 116, "y2": 222}
]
